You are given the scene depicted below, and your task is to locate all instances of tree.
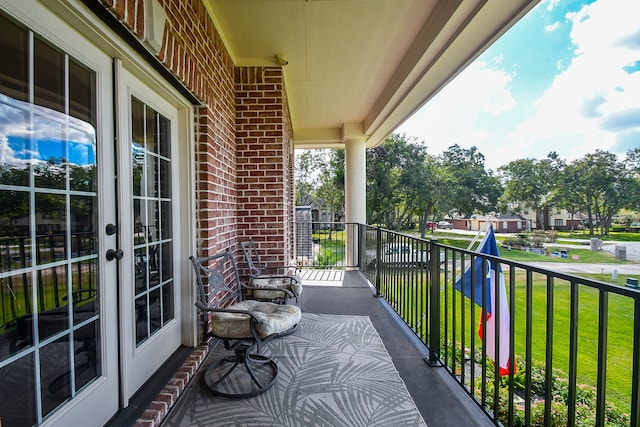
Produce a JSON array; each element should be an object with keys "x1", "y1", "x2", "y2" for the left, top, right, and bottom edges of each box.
[
  {"x1": 568, "y1": 150, "x2": 629, "y2": 235},
  {"x1": 625, "y1": 148, "x2": 640, "y2": 211},
  {"x1": 440, "y1": 145, "x2": 502, "y2": 217},
  {"x1": 366, "y1": 134, "x2": 429, "y2": 230},
  {"x1": 548, "y1": 162, "x2": 586, "y2": 232},
  {"x1": 313, "y1": 149, "x2": 345, "y2": 226},
  {"x1": 498, "y1": 153, "x2": 562, "y2": 230},
  {"x1": 295, "y1": 150, "x2": 321, "y2": 206},
  {"x1": 295, "y1": 149, "x2": 345, "y2": 229}
]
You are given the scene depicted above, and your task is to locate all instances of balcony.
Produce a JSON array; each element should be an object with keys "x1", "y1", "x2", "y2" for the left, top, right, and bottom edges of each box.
[{"x1": 114, "y1": 222, "x2": 639, "y2": 426}]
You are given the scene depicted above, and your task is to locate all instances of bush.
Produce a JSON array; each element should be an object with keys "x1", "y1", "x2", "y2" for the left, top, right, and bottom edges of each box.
[
  {"x1": 478, "y1": 360, "x2": 629, "y2": 426},
  {"x1": 501, "y1": 232, "x2": 552, "y2": 250}
]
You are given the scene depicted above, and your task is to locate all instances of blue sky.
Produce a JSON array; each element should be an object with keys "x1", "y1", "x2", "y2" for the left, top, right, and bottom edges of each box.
[
  {"x1": 397, "y1": 0, "x2": 640, "y2": 171},
  {"x1": 0, "y1": 95, "x2": 96, "y2": 168}
]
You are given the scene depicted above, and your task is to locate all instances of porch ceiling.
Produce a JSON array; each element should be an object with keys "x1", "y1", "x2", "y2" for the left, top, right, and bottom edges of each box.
[{"x1": 203, "y1": 0, "x2": 540, "y2": 148}]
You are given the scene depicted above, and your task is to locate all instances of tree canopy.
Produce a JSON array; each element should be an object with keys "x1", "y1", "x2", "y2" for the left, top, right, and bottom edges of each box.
[{"x1": 295, "y1": 134, "x2": 640, "y2": 236}]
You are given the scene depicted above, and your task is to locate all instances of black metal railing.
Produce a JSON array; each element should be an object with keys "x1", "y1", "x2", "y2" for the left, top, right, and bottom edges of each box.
[
  {"x1": 294, "y1": 221, "x2": 358, "y2": 269},
  {"x1": 352, "y1": 223, "x2": 639, "y2": 426}
]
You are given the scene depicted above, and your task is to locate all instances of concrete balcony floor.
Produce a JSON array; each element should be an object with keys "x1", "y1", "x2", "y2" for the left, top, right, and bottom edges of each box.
[
  {"x1": 110, "y1": 270, "x2": 495, "y2": 426},
  {"x1": 299, "y1": 270, "x2": 494, "y2": 427}
]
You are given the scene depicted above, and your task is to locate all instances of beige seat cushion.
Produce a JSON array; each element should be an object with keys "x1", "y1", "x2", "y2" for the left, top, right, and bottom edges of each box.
[
  {"x1": 251, "y1": 274, "x2": 303, "y2": 300},
  {"x1": 210, "y1": 300, "x2": 301, "y2": 339}
]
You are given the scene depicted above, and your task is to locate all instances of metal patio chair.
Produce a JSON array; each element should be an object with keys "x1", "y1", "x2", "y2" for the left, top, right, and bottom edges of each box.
[
  {"x1": 240, "y1": 238, "x2": 302, "y2": 303},
  {"x1": 189, "y1": 249, "x2": 301, "y2": 398}
]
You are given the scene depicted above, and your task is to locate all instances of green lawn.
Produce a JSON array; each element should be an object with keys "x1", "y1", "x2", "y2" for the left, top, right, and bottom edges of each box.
[
  {"x1": 383, "y1": 268, "x2": 636, "y2": 412},
  {"x1": 312, "y1": 229, "x2": 347, "y2": 266}
]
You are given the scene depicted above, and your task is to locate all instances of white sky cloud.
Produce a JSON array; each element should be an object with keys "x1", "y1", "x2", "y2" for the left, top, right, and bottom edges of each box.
[
  {"x1": 397, "y1": 0, "x2": 640, "y2": 171},
  {"x1": 544, "y1": 22, "x2": 560, "y2": 32},
  {"x1": 509, "y1": 0, "x2": 640, "y2": 163},
  {"x1": 397, "y1": 61, "x2": 515, "y2": 161}
]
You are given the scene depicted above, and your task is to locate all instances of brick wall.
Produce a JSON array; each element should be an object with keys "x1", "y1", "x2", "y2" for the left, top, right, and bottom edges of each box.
[
  {"x1": 100, "y1": 0, "x2": 295, "y2": 264},
  {"x1": 96, "y1": 1, "x2": 294, "y2": 426},
  {"x1": 236, "y1": 67, "x2": 295, "y2": 267}
]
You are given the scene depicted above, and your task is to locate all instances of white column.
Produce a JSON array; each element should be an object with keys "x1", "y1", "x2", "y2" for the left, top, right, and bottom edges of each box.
[{"x1": 344, "y1": 136, "x2": 366, "y2": 268}]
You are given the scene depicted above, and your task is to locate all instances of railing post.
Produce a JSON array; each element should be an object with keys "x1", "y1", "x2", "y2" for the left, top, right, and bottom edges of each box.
[
  {"x1": 428, "y1": 239, "x2": 441, "y2": 366},
  {"x1": 375, "y1": 227, "x2": 381, "y2": 297},
  {"x1": 357, "y1": 223, "x2": 364, "y2": 269}
]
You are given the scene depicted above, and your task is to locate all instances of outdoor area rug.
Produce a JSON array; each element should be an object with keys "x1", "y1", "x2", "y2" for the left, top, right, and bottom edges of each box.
[{"x1": 162, "y1": 313, "x2": 427, "y2": 426}]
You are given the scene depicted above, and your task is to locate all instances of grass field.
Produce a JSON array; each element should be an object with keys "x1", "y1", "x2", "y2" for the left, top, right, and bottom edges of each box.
[{"x1": 381, "y1": 267, "x2": 636, "y2": 412}]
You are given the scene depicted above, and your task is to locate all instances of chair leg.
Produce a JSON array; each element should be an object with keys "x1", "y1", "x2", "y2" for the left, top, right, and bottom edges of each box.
[{"x1": 204, "y1": 342, "x2": 278, "y2": 399}]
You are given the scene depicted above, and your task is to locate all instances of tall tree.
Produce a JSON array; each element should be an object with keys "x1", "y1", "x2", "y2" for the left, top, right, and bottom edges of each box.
[
  {"x1": 625, "y1": 148, "x2": 640, "y2": 211},
  {"x1": 414, "y1": 155, "x2": 455, "y2": 237},
  {"x1": 295, "y1": 150, "x2": 321, "y2": 206},
  {"x1": 568, "y1": 150, "x2": 629, "y2": 235},
  {"x1": 366, "y1": 134, "x2": 429, "y2": 230},
  {"x1": 498, "y1": 153, "x2": 561, "y2": 230},
  {"x1": 313, "y1": 149, "x2": 345, "y2": 224},
  {"x1": 440, "y1": 145, "x2": 502, "y2": 217}
]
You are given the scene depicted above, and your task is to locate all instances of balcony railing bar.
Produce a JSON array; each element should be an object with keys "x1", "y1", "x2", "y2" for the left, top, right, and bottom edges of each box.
[
  {"x1": 525, "y1": 269, "x2": 533, "y2": 425},
  {"x1": 544, "y1": 275, "x2": 555, "y2": 425},
  {"x1": 299, "y1": 221, "x2": 640, "y2": 425},
  {"x1": 632, "y1": 300, "x2": 640, "y2": 426},
  {"x1": 597, "y1": 289, "x2": 609, "y2": 426},
  {"x1": 508, "y1": 263, "x2": 517, "y2": 426}
]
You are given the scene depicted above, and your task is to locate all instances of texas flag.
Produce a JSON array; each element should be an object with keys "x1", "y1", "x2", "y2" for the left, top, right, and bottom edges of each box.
[{"x1": 455, "y1": 224, "x2": 514, "y2": 375}]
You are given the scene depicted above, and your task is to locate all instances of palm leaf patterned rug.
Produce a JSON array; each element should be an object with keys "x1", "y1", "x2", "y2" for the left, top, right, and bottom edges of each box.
[{"x1": 163, "y1": 313, "x2": 427, "y2": 426}]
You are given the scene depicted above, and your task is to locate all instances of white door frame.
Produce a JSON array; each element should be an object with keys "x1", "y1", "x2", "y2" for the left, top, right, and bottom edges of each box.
[
  {"x1": 0, "y1": 0, "x2": 197, "y2": 422},
  {"x1": 0, "y1": 0, "x2": 119, "y2": 425},
  {"x1": 115, "y1": 59, "x2": 194, "y2": 405}
]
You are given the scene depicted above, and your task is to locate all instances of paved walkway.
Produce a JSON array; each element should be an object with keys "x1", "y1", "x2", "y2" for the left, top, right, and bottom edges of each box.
[
  {"x1": 525, "y1": 261, "x2": 640, "y2": 275},
  {"x1": 602, "y1": 242, "x2": 640, "y2": 261}
]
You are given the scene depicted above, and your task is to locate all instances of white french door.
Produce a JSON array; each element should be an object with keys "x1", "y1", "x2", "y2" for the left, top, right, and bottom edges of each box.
[
  {"x1": 116, "y1": 64, "x2": 183, "y2": 404},
  {"x1": 0, "y1": 0, "x2": 119, "y2": 425}
]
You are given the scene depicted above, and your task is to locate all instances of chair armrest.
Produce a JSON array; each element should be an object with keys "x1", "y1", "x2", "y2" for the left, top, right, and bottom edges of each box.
[
  {"x1": 261, "y1": 265, "x2": 301, "y2": 275},
  {"x1": 244, "y1": 282, "x2": 296, "y2": 299},
  {"x1": 194, "y1": 302, "x2": 263, "y2": 322},
  {"x1": 252, "y1": 274, "x2": 299, "y2": 283}
]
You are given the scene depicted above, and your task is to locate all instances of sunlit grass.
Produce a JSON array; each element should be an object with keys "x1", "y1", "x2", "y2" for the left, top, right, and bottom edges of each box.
[{"x1": 381, "y1": 268, "x2": 635, "y2": 411}]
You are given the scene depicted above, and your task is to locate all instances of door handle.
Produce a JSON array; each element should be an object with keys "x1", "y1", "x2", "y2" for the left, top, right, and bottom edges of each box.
[
  {"x1": 105, "y1": 223, "x2": 118, "y2": 235},
  {"x1": 106, "y1": 249, "x2": 124, "y2": 261}
]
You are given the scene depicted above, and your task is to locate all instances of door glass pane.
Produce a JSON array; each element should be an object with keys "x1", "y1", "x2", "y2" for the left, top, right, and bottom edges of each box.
[
  {"x1": 37, "y1": 264, "x2": 69, "y2": 341},
  {"x1": 34, "y1": 38, "x2": 65, "y2": 114},
  {"x1": 71, "y1": 195, "x2": 97, "y2": 256},
  {"x1": 131, "y1": 98, "x2": 174, "y2": 348},
  {"x1": 69, "y1": 59, "x2": 96, "y2": 126},
  {"x1": 33, "y1": 116, "x2": 66, "y2": 190},
  {"x1": 0, "y1": 101, "x2": 29, "y2": 187},
  {"x1": 0, "y1": 353, "x2": 37, "y2": 426},
  {"x1": 74, "y1": 321, "x2": 100, "y2": 391},
  {"x1": 158, "y1": 116, "x2": 170, "y2": 159},
  {"x1": 72, "y1": 259, "x2": 98, "y2": 324},
  {"x1": 0, "y1": 14, "x2": 100, "y2": 425},
  {"x1": 0, "y1": 190, "x2": 31, "y2": 271},
  {"x1": 0, "y1": 272, "x2": 34, "y2": 360},
  {"x1": 69, "y1": 123, "x2": 97, "y2": 192},
  {"x1": 35, "y1": 193, "x2": 67, "y2": 265},
  {"x1": 145, "y1": 106, "x2": 157, "y2": 154},
  {"x1": 0, "y1": 14, "x2": 28, "y2": 102},
  {"x1": 40, "y1": 335, "x2": 71, "y2": 417},
  {"x1": 159, "y1": 159, "x2": 171, "y2": 199},
  {"x1": 135, "y1": 295, "x2": 148, "y2": 345}
]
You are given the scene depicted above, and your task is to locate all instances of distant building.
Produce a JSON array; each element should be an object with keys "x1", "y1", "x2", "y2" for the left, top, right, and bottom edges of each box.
[
  {"x1": 456, "y1": 213, "x2": 527, "y2": 233},
  {"x1": 517, "y1": 206, "x2": 585, "y2": 230}
]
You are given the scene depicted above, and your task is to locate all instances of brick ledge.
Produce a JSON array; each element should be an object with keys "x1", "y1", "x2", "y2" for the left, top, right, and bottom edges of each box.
[{"x1": 133, "y1": 345, "x2": 210, "y2": 427}]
